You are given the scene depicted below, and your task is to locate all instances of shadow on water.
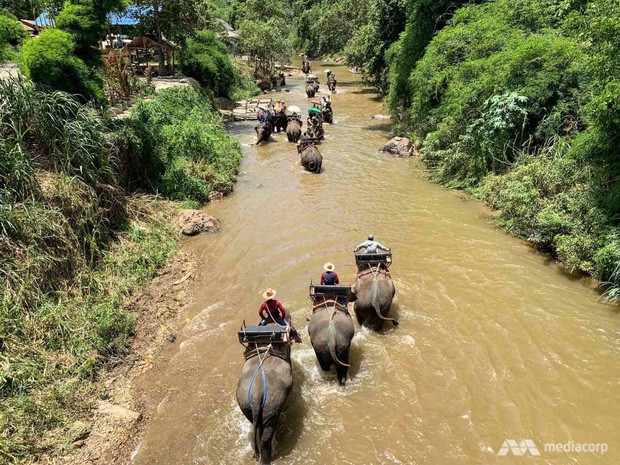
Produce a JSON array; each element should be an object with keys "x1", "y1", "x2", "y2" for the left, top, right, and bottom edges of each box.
[{"x1": 361, "y1": 123, "x2": 394, "y2": 133}]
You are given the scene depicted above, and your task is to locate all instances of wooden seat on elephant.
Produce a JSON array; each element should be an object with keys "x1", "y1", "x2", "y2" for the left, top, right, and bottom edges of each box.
[
  {"x1": 355, "y1": 253, "x2": 392, "y2": 270},
  {"x1": 238, "y1": 322, "x2": 289, "y2": 345},
  {"x1": 310, "y1": 285, "x2": 352, "y2": 297},
  {"x1": 310, "y1": 285, "x2": 352, "y2": 313},
  {"x1": 297, "y1": 137, "x2": 319, "y2": 153}
]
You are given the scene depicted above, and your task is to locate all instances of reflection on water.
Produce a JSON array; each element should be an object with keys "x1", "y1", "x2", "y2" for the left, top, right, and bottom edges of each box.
[{"x1": 132, "y1": 63, "x2": 620, "y2": 465}]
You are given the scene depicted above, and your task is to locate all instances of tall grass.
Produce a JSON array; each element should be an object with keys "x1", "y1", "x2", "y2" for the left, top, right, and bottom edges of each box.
[{"x1": 0, "y1": 77, "x2": 243, "y2": 461}]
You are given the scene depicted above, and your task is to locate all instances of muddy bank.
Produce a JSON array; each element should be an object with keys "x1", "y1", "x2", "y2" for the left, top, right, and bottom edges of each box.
[{"x1": 43, "y1": 252, "x2": 198, "y2": 465}]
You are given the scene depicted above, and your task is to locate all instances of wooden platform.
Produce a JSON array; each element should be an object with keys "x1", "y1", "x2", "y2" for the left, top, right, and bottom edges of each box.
[{"x1": 230, "y1": 98, "x2": 273, "y2": 121}]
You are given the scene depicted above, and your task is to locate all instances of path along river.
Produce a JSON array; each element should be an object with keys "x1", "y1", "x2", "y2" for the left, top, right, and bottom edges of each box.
[{"x1": 131, "y1": 62, "x2": 619, "y2": 465}]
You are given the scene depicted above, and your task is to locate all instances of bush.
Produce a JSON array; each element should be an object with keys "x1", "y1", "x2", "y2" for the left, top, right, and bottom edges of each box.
[
  {"x1": 20, "y1": 29, "x2": 104, "y2": 102},
  {"x1": 482, "y1": 154, "x2": 617, "y2": 275},
  {"x1": 0, "y1": 11, "x2": 27, "y2": 63},
  {"x1": 126, "y1": 86, "x2": 242, "y2": 202},
  {"x1": 180, "y1": 30, "x2": 238, "y2": 97}
]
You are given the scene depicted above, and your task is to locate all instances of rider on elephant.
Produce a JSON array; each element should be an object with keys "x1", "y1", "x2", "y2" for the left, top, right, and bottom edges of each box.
[
  {"x1": 259, "y1": 288, "x2": 287, "y2": 326},
  {"x1": 354, "y1": 234, "x2": 391, "y2": 254},
  {"x1": 258, "y1": 109, "x2": 266, "y2": 124},
  {"x1": 320, "y1": 262, "x2": 340, "y2": 285},
  {"x1": 275, "y1": 100, "x2": 286, "y2": 113}
]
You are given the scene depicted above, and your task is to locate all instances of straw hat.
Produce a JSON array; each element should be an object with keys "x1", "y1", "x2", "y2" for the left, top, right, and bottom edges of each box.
[
  {"x1": 323, "y1": 262, "x2": 335, "y2": 272},
  {"x1": 262, "y1": 288, "x2": 277, "y2": 300}
]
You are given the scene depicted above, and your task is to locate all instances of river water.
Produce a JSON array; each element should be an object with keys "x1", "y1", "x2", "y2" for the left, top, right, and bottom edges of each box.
[{"x1": 131, "y1": 63, "x2": 619, "y2": 464}]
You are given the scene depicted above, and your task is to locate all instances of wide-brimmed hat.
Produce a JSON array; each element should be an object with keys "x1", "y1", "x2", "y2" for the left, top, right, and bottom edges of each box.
[
  {"x1": 262, "y1": 288, "x2": 277, "y2": 300},
  {"x1": 323, "y1": 262, "x2": 335, "y2": 272}
]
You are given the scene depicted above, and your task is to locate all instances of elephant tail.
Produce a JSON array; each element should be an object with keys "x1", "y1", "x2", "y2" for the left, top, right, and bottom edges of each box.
[
  {"x1": 326, "y1": 321, "x2": 350, "y2": 368},
  {"x1": 370, "y1": 279, "x2": 399, "y2": 326},
  {"x1": 252, "y1": 402, "x2": 264, "y2": 457}
]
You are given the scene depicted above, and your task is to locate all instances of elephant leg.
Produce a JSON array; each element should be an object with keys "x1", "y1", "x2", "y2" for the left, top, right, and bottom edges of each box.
[
  {"x1": 335, "y1": 350, "x2": 350, "y2": 386},
  {"x1": 316, "y1": 351, "x2": 332, "y2": 371},
  {"x1": 259, "y1": 424, "x2": 276, "y2": 465},
  {"x1": 370, "y1": 316, "x2": 385, "y2": 332},
  {"x1": 354, "y1": 308, "x2": 365, "y2": 326}
]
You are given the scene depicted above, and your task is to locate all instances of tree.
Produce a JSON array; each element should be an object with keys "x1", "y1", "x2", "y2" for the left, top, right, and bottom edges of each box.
[
  {"x1": 21, "y1": 28, "x2": 103, "y2": 101},
  {"x1": 55, "y1": 0, "x2": 126, "y2": 65},
  {"x1": 237, "y1": 17, "x2": 293, "y2": 78},
  {"x1": 0, "y1": 11, "x2": 27, "y2": 63},
  {"x1": 180, "y1": 30, "x2": 237, "y2": 97}
]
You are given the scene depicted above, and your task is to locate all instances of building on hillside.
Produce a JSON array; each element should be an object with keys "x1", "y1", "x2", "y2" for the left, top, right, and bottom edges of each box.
[{"x1": 215, "y1": 18, "x2": 238, "y2": 55}]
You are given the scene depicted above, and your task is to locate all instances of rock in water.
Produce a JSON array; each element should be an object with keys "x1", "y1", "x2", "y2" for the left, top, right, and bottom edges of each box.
[
  {"x1": 178, "y1": 210, "x2": 220, "y2": 236},
  {"x1": 381, "y1": 137, "x2": 414, "y2": 157},
  {"x1": 208, "y1": 191, "x2": 224, "y2": 202}
]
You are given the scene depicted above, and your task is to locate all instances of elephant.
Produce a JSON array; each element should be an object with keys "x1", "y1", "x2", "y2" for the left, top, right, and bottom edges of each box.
[
  {"x1": 308, "y1": 303, "x2": 355, "y2": 385},
  {"x1": 272, "y1": 111, "x2": 288, "y2": 133},
  {"x1": 286, "y1": 119, "x2": 302, "y2": 143},
  {"x1": 237, "y1": 336, "x2": 293, "y2": 465},
  {"x1": 302, "y1": 61, "x2": 311, "y2": 75},
  {"x1": 299, "y1": 142, "x2": 322, "y2": 173},
  {"x1": 304, "y1": 123, "x2": 323, "y2": 141},
  {"x1": 255, "y1": 122, "x2": 272, "y2": 145},
  {"x1": 305, "y1": 84, "x2": 316, "y2": 98},
  {"x1": 312, "y1": 81, "x2": 320, "y2": 93},
  {"x1": 272, "y1": 71, "x2": 286, "y2": 89},
  {"x1": 352, "y1": 268, "x2": 398, "y2": 331},
  {"x1": 322, "y1": 104, "x2": 333, "y2": 125},
  {"x1": 327, "y1": 76, "x2": 337, "y2": 93}
]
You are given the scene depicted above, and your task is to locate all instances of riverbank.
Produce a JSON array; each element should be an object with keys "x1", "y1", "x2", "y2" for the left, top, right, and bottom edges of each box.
[
  {"x1": 39, "y1": 240, "x2": 198, "y2": 465},
  {"x1": 0, "y1": 78, "x2": 244, "y2": 463}
]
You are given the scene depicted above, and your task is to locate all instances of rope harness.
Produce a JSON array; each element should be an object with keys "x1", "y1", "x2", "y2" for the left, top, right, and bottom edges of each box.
[
  {"x1": 357, "y1": 264, "x2": 399, "y2": 326},
  {"x1": 247, "y1": 343, "x2": 270, "y2": 409},
  {"x1": 312, "y1": 300, "x2": 351, "y2": 367}
]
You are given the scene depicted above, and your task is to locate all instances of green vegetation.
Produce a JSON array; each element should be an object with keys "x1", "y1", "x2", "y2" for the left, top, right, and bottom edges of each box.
[
  {"x1": 235, "y1": 0, "x2": 293, "y2": 78},
  {"x1": 385, "y1": 0, "x2": 620, "y2": 298},
  {"x1": 180, "y1": 30, "x2": 238, "y2": 96},
  {"x1": 21, "y1": 28, "x2": 104, "y2": 101},
  {"x1": 284, "y1": 0, "x2": 620, "y2": 298},
  {"x1": 0, "y1": 76, "x2": 165, "y2": 461},
  {"x1": 0, "y1": 76, "x2": 241, "y2": 460},
  {"x1": 0, "y1": 11, "x2": 27, "y2": 63},
  {"x1": 119, "y1": 85, "x2": 242, "y2": 202}
]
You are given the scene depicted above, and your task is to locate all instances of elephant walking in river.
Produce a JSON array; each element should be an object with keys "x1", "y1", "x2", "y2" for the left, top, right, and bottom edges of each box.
[
  {"x1": 272, "y1": 111, "x2": 287, "y2": 133},
  {"x1": 255, "y1": 122, "x2": 272, "y2": 145},
  {"x1": 308, "y1": 303, "x2": 355, "y2": 385},
  {"x1": 286, "y1": 119, "x2": 302, "y2": 143},
  {"x1": 237, "y1": 329, "x2": 293, "y2": 464},
  {"x1": 305, "y1": 84, "x2": 316, "y2": 98},
  {"x1": 299, "y1": 142, "x2": 322, "y2": 173},
  {"x1": 352, "y1": 268, "x2": 397, "y2": 331}
]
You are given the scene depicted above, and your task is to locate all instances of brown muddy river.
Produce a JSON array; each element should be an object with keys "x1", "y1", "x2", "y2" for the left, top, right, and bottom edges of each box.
[{"x1": 131, "y1": 63, "x2": 619, "y2": 464}]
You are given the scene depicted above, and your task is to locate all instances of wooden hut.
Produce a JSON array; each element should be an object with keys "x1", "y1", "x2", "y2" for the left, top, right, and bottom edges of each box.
[{"x1": 119, "y1": 36, "x2": 179, "y2": 76}]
